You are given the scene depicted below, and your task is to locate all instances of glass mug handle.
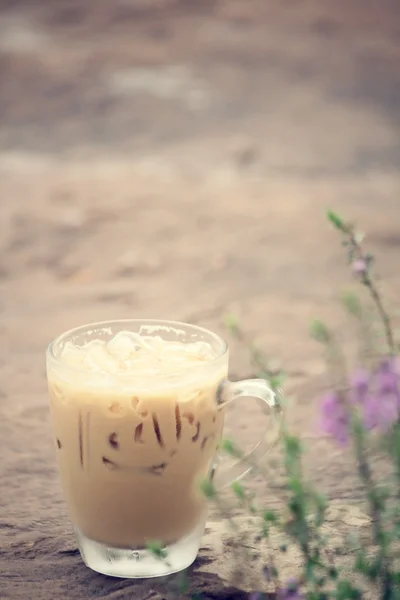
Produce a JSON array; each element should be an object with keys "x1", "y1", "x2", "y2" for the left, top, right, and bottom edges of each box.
[{"x1": 212, "y1": 378, "x2": 283, "y2": 488}]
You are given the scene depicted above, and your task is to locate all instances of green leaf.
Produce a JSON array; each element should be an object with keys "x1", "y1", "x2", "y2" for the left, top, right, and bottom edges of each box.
[
  {"x1": 354, "y1": 548, "x2": 368, "y2": 574},
  {"x1": 327, "y1": 210, "x2": 346, "y2": 232},
  {"x1": 335, "y1": 579, "x2": 361, "y2": 599},
  {"x1": 231, "y1": 481, "x2": 246, "y2": 501},
  {"x1": 223, "y1": 313, "x2": 239, "y2": 334},
  {"x1": 287, "y1": 477, "x2": 304, "y2": 496},
  {"x1": 176, "y1": 570, "x2": 190, "y2": 594},
  {"x1": 284, "y1": 433, "x2": 302, "y2": 457},
  {"x1": 145, "y1": 540, "x2": 168, "y2": 560},
  {"x1": 263, "y1": 509, "x2": 278, "y2": 523},
  {"x1": 328, "y1": 566, "x2": 338, "y2": 579},
  {"x1": 392, "y1": 570, "x2": 400, "y2": 585},
  {"x1": 366, "y1": 556, "x2": 381, "y2": 581},
  {"x1": 200, "y1": 478, "x2": 216, "y2": 499},
  {"x1": 220, "y1": 438, "x2": 244, "y2": 459},
  {"x1": 310, "y1": 319, "x2": 331, "y2": 344},
  {"x1": 341, "y1": 291, "x2": 363, "y2": 318},
  {"x1": 269, "y1": 372, "x2": 286, "y2": 391},
  {"x1": 305, "y1": 557, "x2": 315, "y2": 582},
  {"x1": 288, "y1": 495, "x2": 305, "y2": 518},
  {"x1": 314, "y1": 492, "x2": 327, "y2": 527},
  {"x1": 390, "y1": 424, "x2": 400, "y2": 459}
]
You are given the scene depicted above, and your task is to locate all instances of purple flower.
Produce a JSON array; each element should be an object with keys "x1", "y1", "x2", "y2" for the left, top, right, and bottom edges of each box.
[
  {"x1": 320, "y1": 359, "x2": 400, "y2": 441},
  {"x1": 278, "y1": 578, "x2": 304, "y2": 599},
  {"x1": 347, "y1": 359, "x2": 400, "y2": 432},
  {"x1": 320, "y1": 391, "x2": 349, "y2": 444},
  {"x1": 375, "y1": 359, "x2": 400, "y2": 398},
  {"x1": 352, "y1": 259, "x2": 367, "y2": 276},
  {"x1": 364, "y1": 359, "x2": 400, "y2": 430}
]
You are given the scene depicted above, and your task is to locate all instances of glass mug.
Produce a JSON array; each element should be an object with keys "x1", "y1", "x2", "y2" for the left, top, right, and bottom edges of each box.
[{"x1": 46, "y1": 320, "x2": 282, "y2": 578}]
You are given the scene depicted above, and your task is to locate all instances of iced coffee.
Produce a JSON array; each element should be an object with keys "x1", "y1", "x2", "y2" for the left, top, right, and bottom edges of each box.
[{"x1": 47, "y1": 330, "x2": 226, "y2": 549}]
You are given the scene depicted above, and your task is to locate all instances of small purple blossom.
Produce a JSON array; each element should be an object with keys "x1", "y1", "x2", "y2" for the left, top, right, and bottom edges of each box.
[
  {"x1": 320, "y1": 391, "x2": 349, "y2": 444},
  {"x1": 278, "y1": 578, "x2": 304, "y2": 599},
  {"x1": 352, "y1": 258, "x2": 367, "y2": 276},
  {"x1": 375, "y1": 359, "x2": 400, "y2": 397},
  {"x1": 365, "y1": 359, "x2": 400, "y2": 431},
  {"x1": 362, "y1": 393, "x2": 388, "y2": 431},
  {"x1": 322, "y1": 360, "x2": 400, "y2": 441}
]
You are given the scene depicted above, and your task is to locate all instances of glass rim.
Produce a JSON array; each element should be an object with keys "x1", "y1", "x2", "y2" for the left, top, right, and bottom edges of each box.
[{"x1": 46, "y1": 318, "x2": 229, "y2": 377}]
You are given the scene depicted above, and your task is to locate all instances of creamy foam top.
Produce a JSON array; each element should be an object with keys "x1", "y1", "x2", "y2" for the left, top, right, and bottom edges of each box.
[{"x1": 60, "y1": 331, "x2": 217, "y2": 379}]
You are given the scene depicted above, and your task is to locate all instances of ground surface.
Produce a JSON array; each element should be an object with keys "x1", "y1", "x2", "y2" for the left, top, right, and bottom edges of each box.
[{"x1": 0, "y1": 1, "x2": 400, "y2": 598}]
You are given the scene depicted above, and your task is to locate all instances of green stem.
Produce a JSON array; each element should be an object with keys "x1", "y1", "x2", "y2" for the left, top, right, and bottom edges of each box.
[
  {"x1": 346, "y1": 224, "x2": 395, "y2": 356},
  {"x1": 353, "y1": 426, "x2": 392, "y2": 598},
  {"x1": 362, "y1": 272, "x2": 395, "y2": 356},
  {"x1": 355, "y1": 441, "x2": 380, "y2": 543}
]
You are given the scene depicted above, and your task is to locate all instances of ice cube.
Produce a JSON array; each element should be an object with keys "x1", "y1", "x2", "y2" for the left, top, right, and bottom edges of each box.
[
  {"x1": 112, "y1": 332, "x2": 164, "y2": 365},
  {"x1": 61, "y1": 341, "x2": 86, "y2": 367},
  {"x1": 84, "y1": 340, "x2": 121, "y2": 373},
  {"x1": 107, "y1": 331, "x2": 140, "y2": 361}
]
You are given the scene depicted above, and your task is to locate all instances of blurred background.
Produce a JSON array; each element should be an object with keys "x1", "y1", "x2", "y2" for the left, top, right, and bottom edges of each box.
[{"x1": 1, "y1": 0, "x2": 400, "y2": 488}]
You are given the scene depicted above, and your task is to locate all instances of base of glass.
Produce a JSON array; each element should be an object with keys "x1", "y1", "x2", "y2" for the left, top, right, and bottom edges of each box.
[{"x1": 75, "y1": 521, "x2": 205, "y2": 578}]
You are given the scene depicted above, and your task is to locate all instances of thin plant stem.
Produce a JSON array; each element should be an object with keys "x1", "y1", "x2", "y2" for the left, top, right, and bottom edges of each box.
[
  {"x1": 352, "y1": 424, "x2": 392, "y2": 599},
  {"x1": 330, "y1": 214, "x2": 395, "y2": 356},
  {"x1": 361, "y1": 267, "x2": 395, "y2": 357}
]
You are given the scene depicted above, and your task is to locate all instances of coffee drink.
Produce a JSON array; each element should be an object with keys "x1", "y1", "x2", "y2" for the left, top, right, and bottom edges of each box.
[{"x1": 47, "y1": 330, "x2": 226, "y2": 548}]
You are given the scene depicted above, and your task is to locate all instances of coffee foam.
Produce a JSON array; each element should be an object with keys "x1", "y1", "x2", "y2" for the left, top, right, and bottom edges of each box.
[{"x1": 59, "y1": 332, "x2": 217, "y2": 379}]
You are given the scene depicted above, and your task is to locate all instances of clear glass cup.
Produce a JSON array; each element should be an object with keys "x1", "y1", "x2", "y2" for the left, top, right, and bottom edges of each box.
[{"x1": 46, "y1": 319, "x2": 282, "y2": 578}]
